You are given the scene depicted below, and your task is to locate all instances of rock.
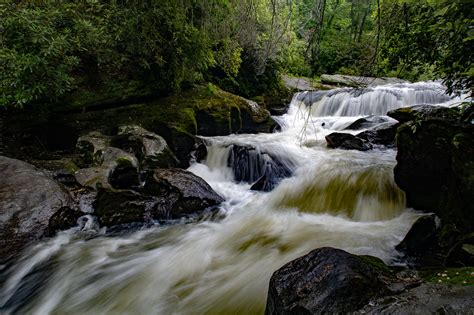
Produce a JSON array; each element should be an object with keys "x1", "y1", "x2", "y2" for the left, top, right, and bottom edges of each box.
[
  {"x1": 145, "y1": 168, "x2": 224, "y2": 218},
  {"x1": 48, "y1": 206, "x2": 83, "y2": 236},
  {"x1": 344, "y1": 115, "x2": 392, "y2": 130},
  {"x1": 387, "y1": 104, "x2": 461, "y2": 124},
  {"x1": 357, "y1": 283, "x2": 474, "y2": 314},
  {"x1": 446, "y1": 233, "x2": 474, "y2": 267},
  {"x1": 356, "y1": 122, "x2": 398, "y2": 147},
  {"x1": 0, "y1": 156, "x2": 73, "y2": 262},
  {"x1": 265, "y1": 247, "x2": 396, "y2": 314},
  {"x1": 325, "y1": 132, "x2": 372, "y2": 151},
  {"x1": 227, "y1": 145, "x2": 294, "y2": 191},
  {"x1": 76, "y1": 131, "x2": 111, "y2": 166},
  {"x1": 320, "y1": 74, "x2": 407, "y2": 88},
  {"x1": 113, "y1": 124, "x2": 178, "y2": 169},
  {"x1": 74, "y1": 146, "x2": 138, "y2": 190},
  {"x1": 94, "y1": 168, "x2": 224, "y2": 226},
  {"x1": 294, "y1": 90, "x2": 329, "y2": 107},
  {"x1": 394, "y1": 119, "x2": 474, "y2": 232},
  {"x1": 396, "y1": 215, "x2": 442, "y2": 266},
  {"x1": 108, "y1": 158, "x2": 140, "y2": 189},
  {"x1": 94, "y1": 188, "x2": 150, "y2": 226},
  {"x1": 196, "y1": 98, "x2": 276, "y2": 136}
]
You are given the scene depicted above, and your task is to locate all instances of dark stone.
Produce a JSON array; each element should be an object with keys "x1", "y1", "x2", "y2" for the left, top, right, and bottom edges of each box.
[
  {"x1": 94, "y1": 168, "x2": 224, "y2": 226},
  {"x1": 265, "y1": 247, "x2": 396, "y2": 315},
  {"x1": 394, "y1": 120, "x2": 474, "y2": 232},
  {"x1": 53, "y1": 170, "x2": 80, "y2": 187},
  {"x1": 358, "y1": 283, "x2": 474, "y2": 314},
  {"x1": 193, "y1": 139, "x2": 208, "y2": 163},
  {"x1": 396, "y1": 215, "x2": 438, "y2": 254},
  {"x1": 94, "y1": 188, "x2": 150, "y2": 226},
  {"x1": 356, "y1": 122, "x2": 398, "y2": 147},
  {"x1": 345, "y1": 115, "x2": 391, "y2": 130},
  {"x1": 108, "y1": 159, "x2": 139, "y2": 189},
  {"x1": 0, "y1": 156, "x2": 73, "y2": 263},
  {"x1": 387, "y1": 105, "x2": 461, "y2": 124},
  {"x1": 48, "y1": 206, "x2": 83, "y2": 236},
  {"x1": 268, "y1": 107, "x2": 289, "y2": 116},
  {"x1": 325, "y1": 132, "x2": 372, "y2": 151},
  {"x1": 146, "y1": 168, "x2": 224, "y2": 218},
  {"x1": 227, "y1": 145, "x2": 294, "y2": 191},
  {"x1": 446, "y1": 233, "x2": 474, "y2": 267}
]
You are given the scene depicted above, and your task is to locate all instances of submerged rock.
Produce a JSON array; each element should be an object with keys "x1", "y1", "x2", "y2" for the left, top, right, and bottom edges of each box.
[
  {"x1": 94, "y1": 168, "x2": 224, "y2": 226},
  {"x1": 0, "y1": 156, "x2": 73, "y2": 262},
  {"x1": 325, "y1": 132, "x2": 372, "y2": 151},
  {"x1": 265, "y1": 247, "x2": 398, "y2": 314}
]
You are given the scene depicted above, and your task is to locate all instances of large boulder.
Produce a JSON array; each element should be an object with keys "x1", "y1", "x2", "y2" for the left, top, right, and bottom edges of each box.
[
  {"x1": 0, "y1": 156, "x2": 74, "y2": 262},
  {"x1": 94, "y1": 168, "x2": 224, "y2": 226},
  {"x1": 394, "y1": 119, "x2": 474, "y2": 232},
  {"x1": 265, "y1": 247, "x2": 398, "y2": 314},
  {"x1": 325, "y1": 132, "x2": 372, "y2": 151}
]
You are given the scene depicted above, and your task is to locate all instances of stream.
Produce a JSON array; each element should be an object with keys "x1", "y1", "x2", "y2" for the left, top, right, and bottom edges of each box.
[{"x1": 0, "y1": 81, "x2": 464, "y2": 314}]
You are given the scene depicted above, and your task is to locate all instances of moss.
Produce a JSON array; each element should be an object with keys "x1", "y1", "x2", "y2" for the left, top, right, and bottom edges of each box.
[
  {"x1": 116, "y1": 157, "x2": 134, "y2": 167},
  {"x1": 359, "y1": 255, "x2": 394, "y2": 274},
  {"x1": 421, "y1": 267, "x2": 474, "y2": 286},
  {"x1": 65, "y1": 161, "x2": 79, "y2": 173}
]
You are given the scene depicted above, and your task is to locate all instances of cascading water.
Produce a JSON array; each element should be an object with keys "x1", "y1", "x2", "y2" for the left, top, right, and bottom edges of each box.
[{"x1": 0, "y1": 81, "x2": 466, "y2": 314}]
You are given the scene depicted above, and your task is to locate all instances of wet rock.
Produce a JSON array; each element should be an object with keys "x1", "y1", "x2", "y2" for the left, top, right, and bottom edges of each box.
[
  {"x1": 265, "y1": 247, "x2": 397, "y2": 314},
  {"x1": 0, "y1": 156, "x2": 73, "y2": 262},
  {"x1": 356, "y1": 122, "x2": 398, "y2": 147},
  {"x1": 94, "y1": 188, "x2": 151, "y2": 226},
  {"x1": 388, "y1": 104, "x2": 461, "y2": 124},
  {"x1": 48, "y1": 206, "x2": 83, "y2": 236},
  {"x1": 146, "y1": 168, "x2": 224, "y2": 218},
  {"x1": 396, "y1": 215, "x2": 441, "y2": 265},
  {"x1": 344, "y1": 115, "x2": 392, "y2": 130},
  {"x1": 94, "y1": 168, "x2": 223, "y2": 226},
  {"x1": 394, "y1": 119, "x2": 474, "y2": 233},
  {"x1": 113, "y1": 124, "x2": 178, "y2": 169},
  {"x1": 227, "y1": 145, "x2": 294, "y2": 191},
  {"x1": 325, "y1": 132, "x2": 372, "y2": 151}
]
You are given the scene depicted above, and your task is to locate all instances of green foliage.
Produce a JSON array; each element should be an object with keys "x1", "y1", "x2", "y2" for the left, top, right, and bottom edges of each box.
[
  {"x1": 380, "y1": 0, "x2": 473, "y2": 94},
  {"x1": 0, "y1": 1, "x2": 240, "y2": 108}
]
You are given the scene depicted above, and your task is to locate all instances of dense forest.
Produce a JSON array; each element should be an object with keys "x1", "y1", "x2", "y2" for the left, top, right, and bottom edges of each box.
[{"x1": 1, "y1": 0, "x2": 472, "y2": 109}]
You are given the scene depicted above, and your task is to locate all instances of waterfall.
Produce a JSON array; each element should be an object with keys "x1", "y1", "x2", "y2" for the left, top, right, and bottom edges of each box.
[
  {"x1": 295, "y1": 82, "x2": 455, "y2": 116},
  {"x1": 1, "y1": 81, "x2": 459, "y2": 315}
]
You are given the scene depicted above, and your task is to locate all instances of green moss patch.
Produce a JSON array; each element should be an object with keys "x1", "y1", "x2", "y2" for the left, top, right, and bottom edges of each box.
[{"x1": 421, "y1": 267, "x2": 474, "y2": 286}]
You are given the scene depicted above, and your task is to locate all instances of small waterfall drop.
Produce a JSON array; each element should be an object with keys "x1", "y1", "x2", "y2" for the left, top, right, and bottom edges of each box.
[
  {"x1": 296, "y1": 81, "x2": 458, "y2": 116},
  {"x1": 1, "y1": 81, "x2": 460, "y2": 315}
]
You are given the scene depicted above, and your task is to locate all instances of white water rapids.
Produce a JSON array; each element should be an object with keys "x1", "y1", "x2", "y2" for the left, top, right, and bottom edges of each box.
[{"x1": 0, "y1": 81, "x2": 466, "y2": 314}]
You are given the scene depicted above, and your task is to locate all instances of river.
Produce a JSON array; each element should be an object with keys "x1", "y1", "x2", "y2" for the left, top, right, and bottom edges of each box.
[{"x1": 0, "y1": 81, "x2": 463, "y2": 314}]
